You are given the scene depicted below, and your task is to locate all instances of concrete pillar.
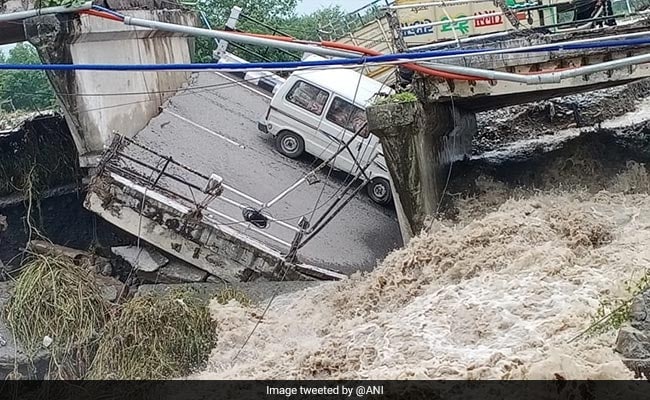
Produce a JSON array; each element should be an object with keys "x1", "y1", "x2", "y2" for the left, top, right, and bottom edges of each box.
[{"x1": 367, "y1": 99, "x2": 475, "y2": 240}]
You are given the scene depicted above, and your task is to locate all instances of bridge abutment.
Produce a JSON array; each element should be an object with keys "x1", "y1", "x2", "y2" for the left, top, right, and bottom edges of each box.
[
  {"x1": 23, "y1": 8, "x2": 197, "y2": 168},
  {"x1": 367, "y1": 99, "x2": 475, "y2": 242}
]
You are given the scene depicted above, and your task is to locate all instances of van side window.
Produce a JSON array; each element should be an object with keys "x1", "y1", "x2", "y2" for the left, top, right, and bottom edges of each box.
[
  {"x1": 286, "y1": 80, "x2": 329, "y2": 115},
  {"x1": 326, "y1": 97, "x2": 369, "y2": 138}
]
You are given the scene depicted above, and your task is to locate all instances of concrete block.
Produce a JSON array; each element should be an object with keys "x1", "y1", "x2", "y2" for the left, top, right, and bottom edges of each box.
[
  {"x1": 94, "y1": 274, "x2": 128, "y2": 303},
  {"x1": 112, "y1": 245, "x2": 169, "y2": 273},
  {"x1": 139, "y1": 261, "x2": 209, "y2": 284}
]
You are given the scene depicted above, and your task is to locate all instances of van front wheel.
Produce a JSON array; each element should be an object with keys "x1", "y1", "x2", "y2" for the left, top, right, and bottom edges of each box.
[
  {"x1": 368, "y1": 178, "x2": 392, "y2": 206},
  {"x1": 276, "y1": 131, "x2": 305, "y2": 159}
]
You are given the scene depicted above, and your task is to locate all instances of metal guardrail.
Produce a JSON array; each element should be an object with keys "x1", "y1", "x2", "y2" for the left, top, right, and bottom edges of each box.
[
  {"x1": 318, "y1": 0, "x2": 395, "y2": 41},
  {"x1": 101, "y1": 135, "x2": 301, "y2": 251}
]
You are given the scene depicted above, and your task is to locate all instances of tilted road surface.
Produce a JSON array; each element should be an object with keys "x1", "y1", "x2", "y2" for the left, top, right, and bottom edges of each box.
[{"x1": 126, "y1": 72, "x2": 402, "y2": 275}]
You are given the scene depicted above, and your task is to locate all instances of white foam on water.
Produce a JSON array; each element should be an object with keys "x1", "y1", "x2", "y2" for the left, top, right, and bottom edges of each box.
[{"x1": 192, "y1": 163, "x2": 650, "y2": 380}]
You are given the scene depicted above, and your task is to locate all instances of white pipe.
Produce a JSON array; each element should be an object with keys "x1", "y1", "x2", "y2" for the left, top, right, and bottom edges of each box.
[
  {"x1": 0, "y1": 2, "x2": 92, "y2": 22},
  {"x1": 410, "y1": 13, "x2": 637, "y2": 52},
  {"x1": 426, "y1": 51, "x2": 650, "y2": 84},
  {"x1": 123, "y1": 16, "x2": 360, "y2": 59}
]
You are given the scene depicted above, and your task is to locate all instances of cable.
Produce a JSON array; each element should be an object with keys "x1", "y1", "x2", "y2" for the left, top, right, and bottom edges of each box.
[
  {"x1": 4, "y1": 34, "x2": 650, "y2": 74},
  {"x1": 307, "y1": 59, "x2": 367, "y2": 224}
]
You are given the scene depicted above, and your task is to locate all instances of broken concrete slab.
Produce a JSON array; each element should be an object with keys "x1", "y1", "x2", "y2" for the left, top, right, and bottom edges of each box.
[
  {"x1": 28, "y1": 240, "x2": 113, "y2": 276},
  {"x1": 137, "y1": 260, "x2": 209, "y2": 284},
  {"x1": 112, "y1": 245, "x2": 169, "y2": 273},
  {"x1": 137, "y1": 281, "x2": 324, "y2": 305},
  {"x1": 94, "y1": 274, "x2": 128, "y2": 303}
]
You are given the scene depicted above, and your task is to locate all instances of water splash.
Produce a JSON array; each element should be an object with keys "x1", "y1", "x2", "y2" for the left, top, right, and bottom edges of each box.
[{"x1": 193, "y1": 161, "x2": 650, "y2": 380}]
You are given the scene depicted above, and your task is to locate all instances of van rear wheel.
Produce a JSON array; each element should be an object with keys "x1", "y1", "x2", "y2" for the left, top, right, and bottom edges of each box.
[
  {"x1": 368, "y1": 177, "x2": 392, "y2": 206},
  {"x1": 276, "y1": 131, "x2": 305, "y2": 159}
]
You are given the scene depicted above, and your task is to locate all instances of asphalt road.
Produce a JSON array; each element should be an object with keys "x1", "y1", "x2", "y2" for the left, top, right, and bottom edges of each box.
[{"x1": 127, "y1": 72, "x2": 402, "y2": 275}]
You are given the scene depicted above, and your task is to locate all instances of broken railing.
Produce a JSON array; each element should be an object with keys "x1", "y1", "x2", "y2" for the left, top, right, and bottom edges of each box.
[{"x1": 97, "y1": 135, "x2": 307, "y2": 258}]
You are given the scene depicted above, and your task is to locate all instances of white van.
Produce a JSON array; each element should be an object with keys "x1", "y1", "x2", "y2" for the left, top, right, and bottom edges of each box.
[{"x1": 257, "y1": 67, "x2": 394, "y2": 205}]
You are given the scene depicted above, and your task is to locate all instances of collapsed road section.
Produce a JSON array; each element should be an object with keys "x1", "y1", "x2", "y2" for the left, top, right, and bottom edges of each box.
[{"x1": 86, "y1": 135, "x2": 347, "y2": 282}]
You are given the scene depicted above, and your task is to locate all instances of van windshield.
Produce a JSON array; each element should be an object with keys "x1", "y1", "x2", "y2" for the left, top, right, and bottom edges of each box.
[
  {"x1": 326, "y1": 97, "x2": 369, "y2": 138},
  {"x1": 286, "y1": 80, "x2": 329, "y2": 116}
]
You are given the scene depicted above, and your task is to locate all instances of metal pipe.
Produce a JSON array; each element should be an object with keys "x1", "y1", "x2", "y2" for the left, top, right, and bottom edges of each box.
[
  {"x1": 123, "y1": 16, "x2": 360, "y2": 59},
  {"x1": 409, "y1": 12, "x2": 642, "y2": 52},
  {"x1": 426, "y1": 51, "x2": 650, "y2": 84},
  {"x1": 0, "y1": 2, "x2": 92, "y2": 22}
]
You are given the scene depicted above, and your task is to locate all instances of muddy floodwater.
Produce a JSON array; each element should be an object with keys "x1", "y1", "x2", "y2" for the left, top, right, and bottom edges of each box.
[{"x1": 193, "y1": 111, "x2": 650, "y2": 380}]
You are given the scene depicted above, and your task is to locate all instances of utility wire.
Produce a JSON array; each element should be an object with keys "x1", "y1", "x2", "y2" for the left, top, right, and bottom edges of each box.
[{"x1": 5, "y1": 35, "x2": 650, "y2": 73}]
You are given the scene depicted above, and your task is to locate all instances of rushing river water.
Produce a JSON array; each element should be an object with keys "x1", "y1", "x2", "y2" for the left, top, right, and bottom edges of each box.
[{"x1": 193, "y1": 105, "x2": 650, "y2": 380}]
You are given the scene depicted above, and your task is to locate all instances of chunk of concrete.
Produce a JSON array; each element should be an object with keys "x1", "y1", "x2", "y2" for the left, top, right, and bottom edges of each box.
[
  {"x1": 615, "y1": 326, "x2": 650, "y2": 359},
  {"x1": 112, "y1": 245, "x2": 168, "y2": 273},
  {"x1": 94, "y1": 275, "x2": 128, "y2": 303},
  {"x1": 138, "y1": 260, "x2": 208, "y2": 284}
]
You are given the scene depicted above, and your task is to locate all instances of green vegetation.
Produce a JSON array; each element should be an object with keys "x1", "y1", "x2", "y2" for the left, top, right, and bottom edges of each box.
[
  {"x1": 587, "y1": 270, "x2": 650, "y2": 335},
  {"x1": 194, "y1": 1, "x2": 379, "y2": 63},
  {"x1": 38, "y1": 0, "x2": 86, "y2": 7},
  {"x1": 215, "y1": 286, "x2": 252, "y2": 307},
  {"x1": 5, "y1": 254, "x2": 220, "y2": 379},
  {"x1": 0, "y1": 113, "x2": 80, "y2": 200},
  {"x1": 373, "y1": 91, "x2": 418, "y2": 106},
  {"x1": 5, "y1": 255, "x2": 109, "y2": 379},
  {"x1": 89, "y1": 290, "x2": 217, "y2": 379},
  {"x1": 0, "y1": 43, "x2": 56, "y2": 112}
]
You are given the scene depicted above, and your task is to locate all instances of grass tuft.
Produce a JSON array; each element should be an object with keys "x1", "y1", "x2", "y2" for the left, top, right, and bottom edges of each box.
[
  {"x1": 89, "y1": 290, "x2": 217, "y2": 379},
  {"x1": 4, "y1": 254, "x2": 108, "y2": 379}
]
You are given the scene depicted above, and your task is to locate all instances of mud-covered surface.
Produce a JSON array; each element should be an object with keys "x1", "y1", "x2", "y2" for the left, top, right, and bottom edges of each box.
[
  {"x1": 0, "y1": 192, "x2": 133, "y2": 267},
  {"x1": 0, "y1": 112, "x2": 80, "y2": 198},
  {"x1": 455, "y1": 122, "x2": 650, "y2": 198},
  {"x1": 474, "y1": 79, "x2": 650, "y2": 154}
]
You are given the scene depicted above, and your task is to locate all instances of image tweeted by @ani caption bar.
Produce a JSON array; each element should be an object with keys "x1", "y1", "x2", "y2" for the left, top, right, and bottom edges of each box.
[{"x1": 266, "y1": 383, "x2": 384, "y2": 398}]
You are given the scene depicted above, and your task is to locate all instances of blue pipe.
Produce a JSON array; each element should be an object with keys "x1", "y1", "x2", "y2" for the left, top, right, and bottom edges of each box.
[{"x1": 2, "y1": 36, "x2": 650, "y2": 71}]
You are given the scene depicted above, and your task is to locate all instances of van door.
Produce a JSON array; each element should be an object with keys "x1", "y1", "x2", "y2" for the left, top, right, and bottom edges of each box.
[
  {"x1": 321, "y1": 96, "x2": 373, "y2": 175},
  {"x1": 278, "y1": 79, "x2": 331, "y2": 156}
]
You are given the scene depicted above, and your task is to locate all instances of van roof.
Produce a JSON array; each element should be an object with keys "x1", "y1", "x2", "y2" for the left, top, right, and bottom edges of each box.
[{"x1": 291, "y1": 68, "x2": 392, "y2": 107}]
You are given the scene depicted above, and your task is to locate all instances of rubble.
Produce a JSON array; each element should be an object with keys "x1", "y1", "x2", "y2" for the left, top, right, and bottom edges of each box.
[
  {"x1": 138, "y1": 260, "x2": 209, "y2": 284},
  {"x1": 616, "y1": 290, "x2": 650, "y2": 380},
  {"x1": 474, "y1": 79, "x2": 650, "y2": 154},
  {"x1": 29, "y1": 240, "x2": 112, "y2": 276},
  {"x1": 111, "y1": 245, "x2": 168, "y2": 273}
]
